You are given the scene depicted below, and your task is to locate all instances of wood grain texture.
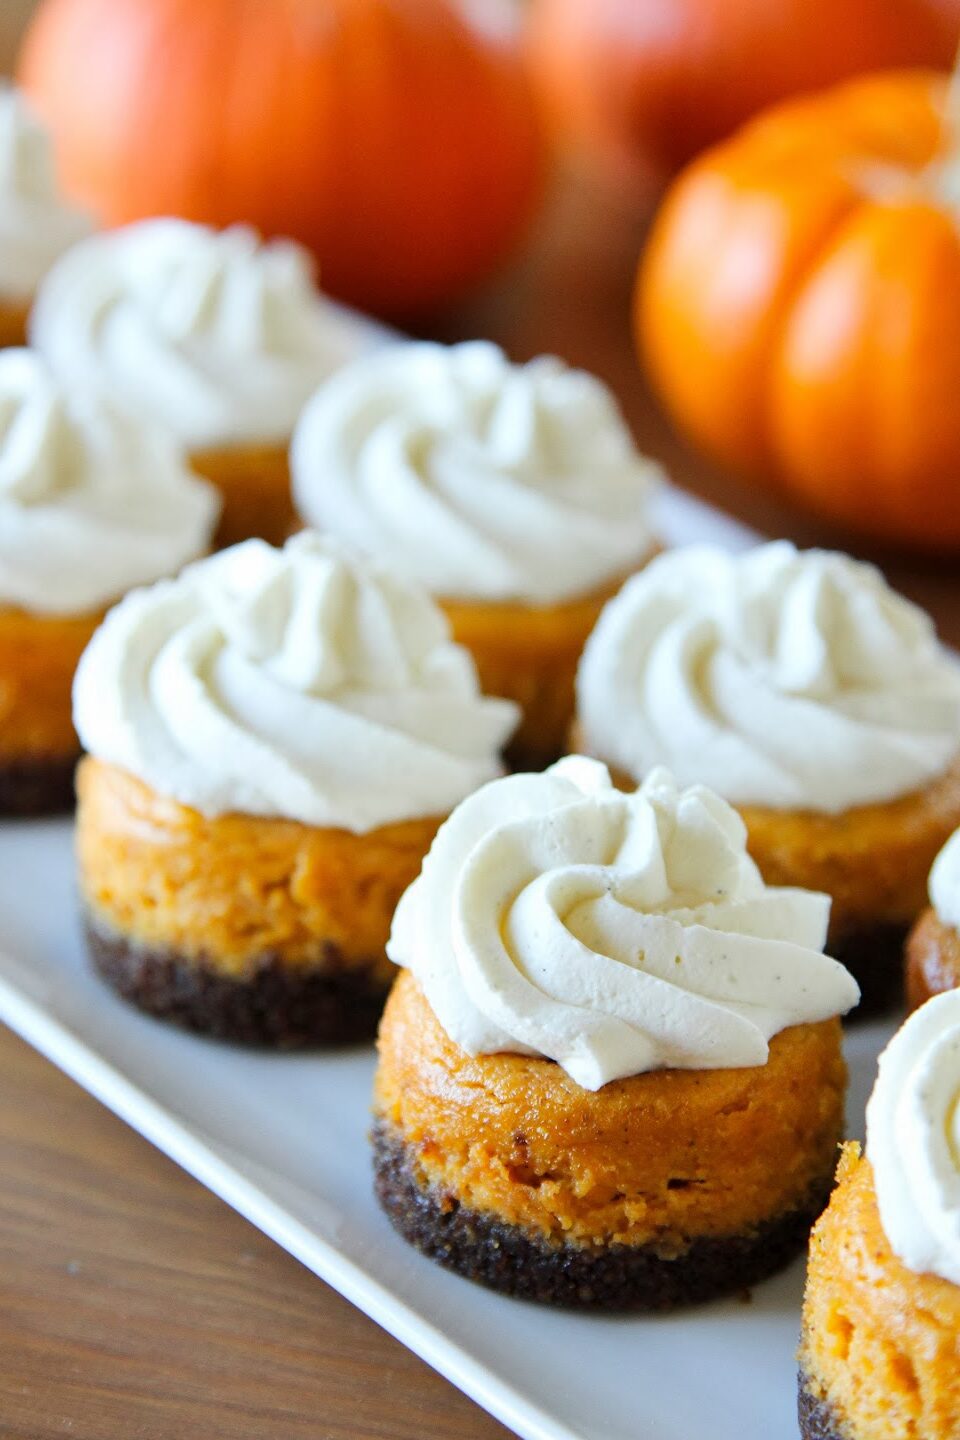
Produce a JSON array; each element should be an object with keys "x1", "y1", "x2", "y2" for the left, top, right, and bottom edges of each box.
[{"x1": 0, "y1": 7, "x2": 958, "y2": 1437}]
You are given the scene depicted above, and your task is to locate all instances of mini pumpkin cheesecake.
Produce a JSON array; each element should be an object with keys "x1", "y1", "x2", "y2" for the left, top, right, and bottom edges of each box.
[
  {"x1": 31, "y1": 218, "x2": 380, "y2": 548},
  {"x1": 374, "y1": 760, "x2": 858, "y2": 1309},
  {"x1": 291, "y1": 340, "x2": 661, "y2": 769},
  {"x1": 575, "y1": 542, "x2": 960, "y2": 1014},
  {"x1": 799, "y1": 993, "x2": 960, "y2": 1440},
  {"x1": 905, "y1": 827, "x2": 960, "y2": 1010},
  {"x1": 0, "y1": 85, "x2": 91, "y2": 347},
  {"x1": 73, "y1": 533, "x2": 517, "y2": 1046},
  {"x1": 0, "y1": 347, "x2": 218, "y2": 815}
]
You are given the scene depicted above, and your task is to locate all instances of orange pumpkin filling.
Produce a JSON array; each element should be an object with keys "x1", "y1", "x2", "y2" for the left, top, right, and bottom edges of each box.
[
  {"x1": 442, "y1": 571, "x2": 636, "y2": 770},
  {"x1": 374, "y1": 970, "x2": 846, "y2": 1249},
  {"x1": 0, "y1": 296, "x2": 30, "y2": 349},
  {"x1": 0, "y1": 606, "x2": 99, "y2": 763},
  {"x1": 189, "y1": 441, "x2": 292, "y2": 550},
  {"x1": 740, "y1": 755, "x2": 960, "y2": 945},
  {"x1": 801, "y1": 1145, "x2": 960, "y2": 1440},
  {"x1": 76, "y1": 758, "x2": 443, "y2": 980},
  {"x1": 905, "y1": 907, "x2": 960, "y2": 1012}
]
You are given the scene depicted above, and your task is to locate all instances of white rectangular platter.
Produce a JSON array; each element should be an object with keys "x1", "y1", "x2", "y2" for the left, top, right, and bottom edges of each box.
[{"x1": 0, "y1": 484, "x2": 896, "y2": 1440}]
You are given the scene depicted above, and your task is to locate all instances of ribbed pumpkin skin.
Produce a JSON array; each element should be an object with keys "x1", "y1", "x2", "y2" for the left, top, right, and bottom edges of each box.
[
  {"x1": 638, "y1": 70, "x2": 960, "y2": 550},
  {"x1": 526, "y1": 0, "x2": 960, "y2": 183},
  {"x1": 19, "y1": 0, "x2": 545, "y2": 318}
]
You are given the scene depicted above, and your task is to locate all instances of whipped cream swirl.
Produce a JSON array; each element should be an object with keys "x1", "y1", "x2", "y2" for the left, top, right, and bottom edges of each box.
[
  {"x1": 74, "y1": 534, "x2": 518, "y2": 831},
  {"x1": 389, "y1": 759, "x2": 858, "y2": 1089},
  {"x1": 0, "y1": 348, "x2": 218, "y2": 615},
  {"x1": 867, "y1": 990, "x2": 960, "y2": 1287},
  {"x1": 292, "y1": 341, "x2": 659, "y2": 605},
  {"x1": 31, "y1": 219, "x2": 379, "y2": 450},
  {"x1": 0, "y1": 86, "x2": 92, "y2": 302},
  {"x1": 931, "y1": 830, "x2": 960, "y2": 932},
  {"x1": 577, "y1": 542, "x2": 960, "y2": 814}
]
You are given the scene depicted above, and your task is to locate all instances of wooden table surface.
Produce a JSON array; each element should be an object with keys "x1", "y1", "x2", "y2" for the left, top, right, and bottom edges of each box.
[{"x1": 2, "y1": 113, "x2": 959, "y2": 1440}]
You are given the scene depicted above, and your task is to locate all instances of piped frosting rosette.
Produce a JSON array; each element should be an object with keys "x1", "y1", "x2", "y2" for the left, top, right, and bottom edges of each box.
[
  {"x1": 0, "y1": 85, "x2": 91, "y2": 301},
  {"x1": 577, "y1": 541, "x2": 960, "y2": 813},
  {"x1": 389, "y1": 758, "x2": 859, "y2": 1089},
  {"x1": 73, "y1": 533, "x2": 518, "y2": 833},
  {"x1": 31, "y1": 218, "x2": 377, "y2": 449},
  {"x1": 292, "y1": 340, "x2": 660, "y2": 605},
  {"x1": 867, "y1": 990, "x2": 960, "y2": 1287},
  {"x1": 0, "y1": 348, "x2": 218, "y2": 615}
]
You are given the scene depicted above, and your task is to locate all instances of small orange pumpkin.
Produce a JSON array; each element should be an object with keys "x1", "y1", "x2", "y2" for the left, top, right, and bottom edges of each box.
[
  {"x1": 638, "y1": 70, "x2": 960, "y2": 549},
  {"x1": 19, "y1": 0, "x2": 545, "y2": 319}
]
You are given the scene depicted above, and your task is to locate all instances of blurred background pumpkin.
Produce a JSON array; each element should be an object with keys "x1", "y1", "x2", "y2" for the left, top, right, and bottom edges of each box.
[
  {"x1": 637, "y1": 69, "x2": 960, "y2": 550},
  {"x1": 18, "y1": 0, "x2": 546, "y2": 319},
  {"x1": 527, "y1": 0, "x2": 960, "y2": 185}
]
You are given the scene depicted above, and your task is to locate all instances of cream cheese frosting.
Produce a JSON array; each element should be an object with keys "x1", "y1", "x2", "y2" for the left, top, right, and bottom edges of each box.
[
  {"x1": 930, "y1": 829, "x2": 960, "y2": 932},
  {"x1": 867, "y1": 989, "x2": 960, "y2": 1287},
  {"x1": 31, "y1": 218, "x2": 378, "y2": 450},
  {"x1": 291, "y1": 340, "x2": 660, "y2": 606},
  {"x1": 73, "y1": 533, "x2": 518, "y2": 832},
  {"x1": 0, "y1": 348, "x2": 219, "y2": 616},
  {"x1": 577, "y1": 542, "x2": 960, "y2": 814},
  {"x1": 388, "y1": 758, "x2": 859, "y2": 1089},
  {"x1": 0, "y1": 86, "x2": 91, "y2": 302}
]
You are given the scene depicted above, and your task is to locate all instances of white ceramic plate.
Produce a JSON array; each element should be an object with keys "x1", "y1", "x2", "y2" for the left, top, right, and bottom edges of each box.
[{"x1": 0, "y1": 485, "x2": 897, "y2": 1440}]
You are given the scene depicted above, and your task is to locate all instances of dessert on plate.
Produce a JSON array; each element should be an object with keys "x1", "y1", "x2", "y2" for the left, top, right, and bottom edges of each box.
[
  {"x1": 374, "y1": 758, "x2": 858, "y2": 1309},
  {"x1": 575, "y1": 541, "x2": 960, "y2": 1013},
  {"x1": 905, "y1": 826, "x2": 960, "y2": 1010},
  {"x1": 799, "y1": 991, "x2": 960, "y2": 1440},
  {"x1": 30, "y1": 218, "x2": 379, "y2": 548},
  {"x1": 0, "y1": 85, "x2": 91, "y2": 348},
  {"x1": 73, "y1": 533, "x2": 517, "y2": 1046},
  {"x1": 291, "y1": 340, "x2": 661, "y2": 769},
  {"x1": 0, "y1": 347, "x2": 217, "y2": 816}
]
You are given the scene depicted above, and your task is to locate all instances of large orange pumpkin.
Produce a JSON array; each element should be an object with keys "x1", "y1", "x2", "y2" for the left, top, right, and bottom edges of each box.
[
  {"x1": 19, "y1": 0, "x2": 545, "y2": 319},
  {"x1": 527, "y1": 0, "x2": 960, "y2": 183},
  {"x1": 638, "y1": 70, "x2": 960, "y2": 550}
]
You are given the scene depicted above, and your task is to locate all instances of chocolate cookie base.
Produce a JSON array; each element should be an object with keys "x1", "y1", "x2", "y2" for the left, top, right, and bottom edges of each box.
[
  {"x1": 798, "y1": 1372, "x2": 849, "y2": 1440},
  {"x1": 86, "y1": 914, "x2": 390, "y2": 1048},
  {"x1": 831, "y1": 922, "x2": 907, "y2": 1019},
  {"x1": 372, "y1": 1122, "x2": 831, "y2": 1311},
  {"x1": 0, "y1": 754, "x2": 79, "y2": 817}
]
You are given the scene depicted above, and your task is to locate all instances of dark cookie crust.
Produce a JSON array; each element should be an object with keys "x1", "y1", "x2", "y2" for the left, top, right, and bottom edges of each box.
[
  {"x1": 0, "y1": 754, "x2": 79, "y2": 818},
  {"x1": 372, "y1": 1121, "x2": 831, "y2": 1311},
  {"x1": 798, "y1": 1373, "x2": 848, "y2": 1440},
  {"x1": 86, "y1": 913, "x2": 390, "y2": 1048},
  {"x1": 831, "y1": 922, "x2": 907, "y2": 1019}
]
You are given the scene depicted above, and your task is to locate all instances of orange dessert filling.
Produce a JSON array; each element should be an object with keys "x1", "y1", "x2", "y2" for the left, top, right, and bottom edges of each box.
[
  {"x1": 905, "y1": 908, "x2": 960, "y2": 1012},
  {"x1": 76, "y1": 759, "x2": 443, "y2": 980},
  {"x1": 442, "y1": 576, "x2": 626, "y2": 769},
  {"x1": 0, "y1": 297, "x2": 30, "y2": 349},
  {"x1": 189, "y1": 442, "x2": 293, "y2": 549},
  {"x1": 0, "y1": 607, "x2": 99, "y2": 762},
  {"x1": 741, "y1": 756, "x2": 960, "y2": 945},
  {"x1": 802, "y1": 1145, "x2": 960, "y2": 1440},
  {"x1": 375, "y1": 971, "x2": 846, "y2": 1250}
]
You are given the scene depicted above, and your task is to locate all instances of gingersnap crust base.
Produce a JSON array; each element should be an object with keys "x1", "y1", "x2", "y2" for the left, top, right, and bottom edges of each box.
[
  {"x1": 0, "y1": 753, "x2": 79, "y2": 817},
  {"x1": 372, "y1": 1121, "x2": 831, "y2": 1311},
  {"x1": 85, "y1": 912, "x2": 391, "y2": 1048},
  {"x1": 830, "y1": 922, "x2": 906, "y2": 1018},
  {"x1": 798, "y1": 1373, "x2": 849, "y2": 1440}
]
